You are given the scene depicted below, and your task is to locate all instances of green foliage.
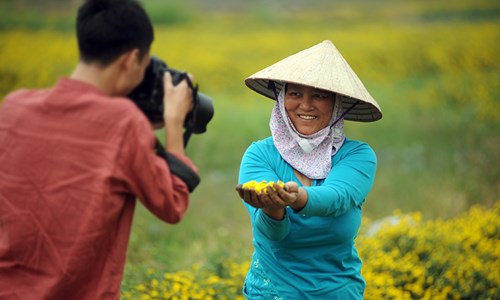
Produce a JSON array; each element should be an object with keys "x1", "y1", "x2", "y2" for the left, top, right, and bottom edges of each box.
[
  {"x1": 0, "y1": 2, "x2": 75, "y2": 31},
  {"x1": 0, "y1": 0, "x2": 196, "y2": 31},
  {"x1": 143, "y1": 0, "x2": 197, "y2": 27}
]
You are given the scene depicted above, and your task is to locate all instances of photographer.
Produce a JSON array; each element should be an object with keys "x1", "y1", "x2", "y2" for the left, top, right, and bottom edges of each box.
[{"x1": 0, "y1": 0, "x2": 199, "y2": 299}]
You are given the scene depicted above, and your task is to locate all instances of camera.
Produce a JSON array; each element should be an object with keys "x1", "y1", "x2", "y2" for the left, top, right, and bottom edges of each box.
[{"x1": 128, "y1": 56, "x2": 214, "y2": 144}]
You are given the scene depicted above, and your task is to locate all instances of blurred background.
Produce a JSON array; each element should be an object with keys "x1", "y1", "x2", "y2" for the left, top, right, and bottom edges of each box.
[{"x1": 1, "y1": 0, "x2": 498, "y2": 294}]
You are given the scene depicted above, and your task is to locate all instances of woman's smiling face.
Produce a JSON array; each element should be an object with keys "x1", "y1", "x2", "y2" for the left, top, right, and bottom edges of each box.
[{"x1": 284, "y1": 83, "x2": 336, "y2": 135}]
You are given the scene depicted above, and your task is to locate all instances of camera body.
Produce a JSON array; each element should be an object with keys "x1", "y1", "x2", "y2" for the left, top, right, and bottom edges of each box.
[{"x1": 128, "y1": 56, "x2": 214, "y2": 135}]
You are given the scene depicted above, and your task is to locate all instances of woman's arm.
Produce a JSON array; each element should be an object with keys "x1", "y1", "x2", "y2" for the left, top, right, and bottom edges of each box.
[
  {"x1": 237, "y1": 141, "x2": 292, "y2": 241},
  {"x1": 299, "y1": 141, "x2": 377, "y2": 217}
]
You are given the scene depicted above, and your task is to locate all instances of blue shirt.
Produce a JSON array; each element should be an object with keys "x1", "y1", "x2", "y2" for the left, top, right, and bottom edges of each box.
[{"x1": 238, "y1": 137, "x2": 377, "y2": 299}]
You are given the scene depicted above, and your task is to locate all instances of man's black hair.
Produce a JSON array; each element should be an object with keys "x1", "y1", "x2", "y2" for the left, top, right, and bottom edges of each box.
[{"x1": 76, "y1": 0, "x2": 154, "y2": 66}]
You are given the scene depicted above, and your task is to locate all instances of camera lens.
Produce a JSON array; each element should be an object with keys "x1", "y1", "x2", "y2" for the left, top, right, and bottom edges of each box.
[
  {"x1": 128, "y1": 56, "x2": 214, "y2": 136},
  {"x1": 185, "y1": 92, "x2": 214, "y2": 134}
]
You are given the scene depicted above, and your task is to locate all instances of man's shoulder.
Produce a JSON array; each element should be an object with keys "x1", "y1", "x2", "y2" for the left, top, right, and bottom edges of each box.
[
  {"x1": 91, "y1": 96, "x2": 151, "y2": 133},
  {"x1": 97, "y1": 95, "x2": 142, "y2": 116},
  {"x1": 2, "y1": 87, "x2": 49, "y2": 105},
  {"x1": 4, "y1": 88, "x2": 32, "y2": 101}
]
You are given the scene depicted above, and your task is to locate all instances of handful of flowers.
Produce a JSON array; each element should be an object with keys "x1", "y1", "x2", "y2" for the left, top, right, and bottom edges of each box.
[{"x1": 241, "y1": 180, "x2": 285, "y2": 194}]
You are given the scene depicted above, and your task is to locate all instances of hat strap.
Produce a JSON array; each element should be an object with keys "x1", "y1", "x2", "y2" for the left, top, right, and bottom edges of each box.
[
  {"x1": 269, "y1": 81, "x2": 279, "y2": 100},
  {"x1": 331, "y1": 100, "x2": 360, "y2": 128}
]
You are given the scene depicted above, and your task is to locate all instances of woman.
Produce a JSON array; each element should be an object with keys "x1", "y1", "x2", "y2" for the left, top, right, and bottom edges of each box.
[{"x1": 236, "y1": 40, "x2": 382, "y2": 299}]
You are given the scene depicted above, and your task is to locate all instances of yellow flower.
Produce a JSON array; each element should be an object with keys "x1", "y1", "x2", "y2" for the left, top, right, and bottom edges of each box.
[
  {"x1": 150, "y1": 278, "x2": 159, "y2": 287},
  {"x1": 135, "y1": 284, "x2": 146, "y2": 292},
  {"x1": 241, "y1": 180, "x2": 285, "y2": 194},
  {"x1": 150, "y1": 290, "x2": 159, "y2": 298}
]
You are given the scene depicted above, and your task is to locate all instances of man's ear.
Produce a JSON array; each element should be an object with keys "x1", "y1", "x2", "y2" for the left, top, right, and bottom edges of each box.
[{"x1": 119, "y1": 48, "x2": 141, "y2": 72}]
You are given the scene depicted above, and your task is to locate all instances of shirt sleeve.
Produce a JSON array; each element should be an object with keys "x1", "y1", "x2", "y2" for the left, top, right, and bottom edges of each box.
[
  {"x1": 300, "y1": 141, "x2": 377, "y2": 217},
  {"x1": 239, "y1": 142, "x2": 291, "y2": 241},
  {"x1": 115, "y1": 116, "x2": 198, "y2": 224}
]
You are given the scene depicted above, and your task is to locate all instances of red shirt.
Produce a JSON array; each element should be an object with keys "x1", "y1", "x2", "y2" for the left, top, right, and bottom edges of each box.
[{"x1": 0, "y1": 78, "x2": 197, "y2": 299}]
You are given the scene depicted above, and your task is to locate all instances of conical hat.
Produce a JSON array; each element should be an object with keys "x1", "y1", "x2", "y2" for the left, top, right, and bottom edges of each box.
[{"x1": 245, "y1": 40, "x2": 382, "y2": 122}]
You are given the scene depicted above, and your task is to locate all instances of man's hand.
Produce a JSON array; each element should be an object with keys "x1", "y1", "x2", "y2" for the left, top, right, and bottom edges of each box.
[{"x1": 163, "y1": 71, "x2": 193, "y2": 155}]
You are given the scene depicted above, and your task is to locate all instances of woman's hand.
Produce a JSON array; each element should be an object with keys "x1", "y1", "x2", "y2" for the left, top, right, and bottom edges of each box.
[{"x1": 236, "y1": 181, "x2": 304, "y2": 220}]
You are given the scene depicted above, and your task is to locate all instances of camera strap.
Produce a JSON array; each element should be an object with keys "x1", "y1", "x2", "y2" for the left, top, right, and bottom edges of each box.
[{"x1": 155, "y1": 139, "x2": 200, "y2": 192}]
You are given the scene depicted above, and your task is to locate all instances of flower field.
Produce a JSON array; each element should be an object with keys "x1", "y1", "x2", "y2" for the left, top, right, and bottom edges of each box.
[
  {"x1": 1, "y1": 0, "x2": 499, "y2": 299},
  {"x1": 120, "y1": 203, "x2": 500, "y2": 299}
]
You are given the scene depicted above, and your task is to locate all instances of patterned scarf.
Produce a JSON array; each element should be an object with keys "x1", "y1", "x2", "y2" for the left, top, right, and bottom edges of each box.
[{"x1": 270, "y1": 85, "x2": 345, "y2": 179}]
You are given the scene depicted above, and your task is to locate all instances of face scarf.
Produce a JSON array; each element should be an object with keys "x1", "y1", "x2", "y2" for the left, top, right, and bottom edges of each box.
[{"x1": 270, "y1": 84, "x2": 345, "y2": 179}]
